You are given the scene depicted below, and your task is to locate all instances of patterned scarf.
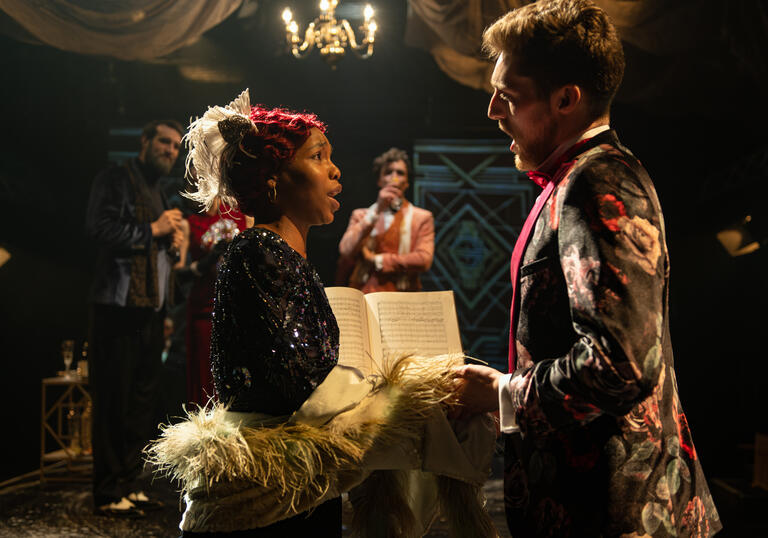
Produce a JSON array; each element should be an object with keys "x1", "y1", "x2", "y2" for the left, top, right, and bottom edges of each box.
[{"x1": 125, "y1": 164, "x2": 160, "y2": 309}]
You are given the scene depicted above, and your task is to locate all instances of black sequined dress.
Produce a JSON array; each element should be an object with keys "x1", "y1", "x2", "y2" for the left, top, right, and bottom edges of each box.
[
  {"x1": 186, "y1": 227, "x2": 342, "y2": 536},
  {"x1": 211, "y1": 227, "x2": 339, "y2": 415}
]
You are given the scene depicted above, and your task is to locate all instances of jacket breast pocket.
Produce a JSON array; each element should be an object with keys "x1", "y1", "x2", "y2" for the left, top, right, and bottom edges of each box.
[{"x1": 520, "y1": 256, "x2": 554, "y2": 278}]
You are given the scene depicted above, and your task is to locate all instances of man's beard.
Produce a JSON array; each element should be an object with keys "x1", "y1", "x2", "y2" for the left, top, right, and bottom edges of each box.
[
  {"x1": 512, "y1": 144, "x2": 541, "y2": 172},
  {"x1": 514, "y1": 153, "x2": 530, "y2": 172},
  {"x1": 512, "y1": 121, "x2": 557, "y2": 172},
  {"x1": 146, "y1": 151, "x2": 174, "y2": 177}
]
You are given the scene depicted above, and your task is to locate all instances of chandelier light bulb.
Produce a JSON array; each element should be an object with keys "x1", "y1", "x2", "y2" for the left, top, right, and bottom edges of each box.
[
  {"x1": 368, "y1": 21, "x2": 377, "y2": 33},
  {"x1": 364, "y1": 4, "x2": 374, "y2": 21},
  {"x1": 282, "y1": 8, "x2": 293, "y2": 24},
  {"x1": 320, "y1": 0, "x2": 330, "y2": 12},
  {"x1": 288, "y1": 20, "x2": 299, "y2": 34}
]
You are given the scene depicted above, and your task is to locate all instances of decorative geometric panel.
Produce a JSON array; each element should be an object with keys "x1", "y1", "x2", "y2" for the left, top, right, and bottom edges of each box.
[{"x1": 412, "y1": 140, "x2": 534, "y2": 371}]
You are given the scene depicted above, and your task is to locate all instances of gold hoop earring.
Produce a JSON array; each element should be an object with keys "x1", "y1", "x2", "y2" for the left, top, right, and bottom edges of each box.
[{"x1": 268, "y1": 185, "x2": 277, "y2": 204}]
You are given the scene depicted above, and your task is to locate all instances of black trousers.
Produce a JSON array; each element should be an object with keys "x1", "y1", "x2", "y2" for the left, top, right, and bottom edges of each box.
[
  {"x1": 89, "y1": 303, "x2": 164, "y2": 506},
  {"x1": 180, "y1": 496, "x2": 342, "y2": 537}
]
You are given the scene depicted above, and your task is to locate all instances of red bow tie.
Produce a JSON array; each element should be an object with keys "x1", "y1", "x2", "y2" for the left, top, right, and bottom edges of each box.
[
  {"x1": 526, "y1": 170, "x2": 551, "y2": 189},
  {"x1": 524, "y1": 137, "x2": 595, "y2": 189}
]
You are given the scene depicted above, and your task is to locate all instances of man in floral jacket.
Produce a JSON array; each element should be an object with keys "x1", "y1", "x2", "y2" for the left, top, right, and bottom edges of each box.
[{"x1": 454, "y1": 1, "x2": 721, "y2": 536}]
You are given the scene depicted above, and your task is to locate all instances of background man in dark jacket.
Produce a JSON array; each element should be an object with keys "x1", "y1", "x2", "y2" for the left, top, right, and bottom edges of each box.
[{"x1": 85, "y1": 119, "x2": 183, "y2": 516}]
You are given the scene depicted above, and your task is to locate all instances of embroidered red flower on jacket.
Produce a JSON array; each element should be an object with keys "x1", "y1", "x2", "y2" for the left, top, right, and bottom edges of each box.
[
  {"x1": 595, "y1": 193, "x2": 662, "y2": 275},
  {"x1": 680, "y1": 496, "x2": 709, "y2": 536},
  {"x1": 563, "y1": 393, "x2": 601, "y2": 423},
  {"x1": 597, "y1": 193, "x2": 627, "y2": 231},
  {"x1": 676, "y1": 411, "x2": 697, "y2": 460}
]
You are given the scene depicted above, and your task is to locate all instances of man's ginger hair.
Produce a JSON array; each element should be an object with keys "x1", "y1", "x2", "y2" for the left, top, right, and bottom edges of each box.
[{"x1": 483, "y1": 0, "x2": 624, "y2": 120}]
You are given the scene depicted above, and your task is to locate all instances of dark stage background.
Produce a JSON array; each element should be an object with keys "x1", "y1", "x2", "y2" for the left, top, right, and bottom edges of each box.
[{"x1": 1, "y1": 1, "x2": 766, "y2": 514}]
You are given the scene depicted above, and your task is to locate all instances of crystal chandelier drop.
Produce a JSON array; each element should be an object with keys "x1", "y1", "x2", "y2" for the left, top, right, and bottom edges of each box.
[{"x1": 281, "y1": 1, "x2": 377, "y2": 68}]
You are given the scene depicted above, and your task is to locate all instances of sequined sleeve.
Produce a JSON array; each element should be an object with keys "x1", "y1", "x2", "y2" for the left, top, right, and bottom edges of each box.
[{"x1": 210, "y1": 228, "x2": 339, "y2": 415}]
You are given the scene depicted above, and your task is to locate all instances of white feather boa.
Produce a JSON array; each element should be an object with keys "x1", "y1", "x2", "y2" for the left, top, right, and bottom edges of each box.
[{"x1": 145, "y1": 356, "x2": 499, "y2": 536}]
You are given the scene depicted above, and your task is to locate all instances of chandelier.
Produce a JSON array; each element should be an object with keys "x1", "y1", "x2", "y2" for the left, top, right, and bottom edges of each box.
[{"x1": 281, "y1": 0, "x2": 377, "y2": 68}]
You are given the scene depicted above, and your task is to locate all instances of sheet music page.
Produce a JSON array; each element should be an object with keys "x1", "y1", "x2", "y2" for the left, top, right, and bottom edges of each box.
[
  {"x1": 364, "y1": 291, "x2": 462, "y2": 359},
  {"x1": 324, "y1": 287, "x2": 375, "y2": 374}
]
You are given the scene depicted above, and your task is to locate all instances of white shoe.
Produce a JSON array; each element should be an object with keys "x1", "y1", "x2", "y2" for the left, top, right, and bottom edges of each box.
[
  {"x1": 96, "y1": 497, "x2": 144, "y2": 517},
  {"x1": 127, "y1": 491, "x2": 149, "y2": 503},
  {"x1": 127, "y1": 490, "x2": 164, "y2": 510}
]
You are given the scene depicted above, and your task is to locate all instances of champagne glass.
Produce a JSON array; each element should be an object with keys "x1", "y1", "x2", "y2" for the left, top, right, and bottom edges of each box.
[{"x1": 61, "y1": 340, "x2": 74, "y2": 377}]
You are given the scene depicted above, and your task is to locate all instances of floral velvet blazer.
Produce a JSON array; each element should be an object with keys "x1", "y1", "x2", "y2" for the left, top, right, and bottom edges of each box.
[{"x1": 504, "y1": 130, "x2": 721, "y2": 537}]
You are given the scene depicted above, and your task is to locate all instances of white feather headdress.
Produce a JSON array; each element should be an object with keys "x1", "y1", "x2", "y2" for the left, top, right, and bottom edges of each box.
[{"x1": 183, "y1": 89, "x2": 257, "y2": 212}]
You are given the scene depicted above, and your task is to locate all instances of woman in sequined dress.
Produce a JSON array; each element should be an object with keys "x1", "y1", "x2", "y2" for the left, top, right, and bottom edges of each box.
[
  {"x1": 150, "y1": 90, "x2": 499, "y2": 538},
  {"x1": 179, "y1": 93, "x2": 343, "y2": 536}
]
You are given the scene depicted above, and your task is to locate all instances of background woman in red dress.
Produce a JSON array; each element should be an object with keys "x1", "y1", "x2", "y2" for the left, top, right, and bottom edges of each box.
[{"x1": 183, "y1": 198, "x2": 248, "y2": 406}]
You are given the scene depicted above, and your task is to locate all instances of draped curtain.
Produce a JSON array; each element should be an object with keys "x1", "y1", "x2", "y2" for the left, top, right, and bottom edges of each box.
[
  {"x1": 0, "y1": 0, "x2": 242, "y2": 60},
  {"x1": 406, "y1": 0, "x2": 768, "y2": 109},
  {"x1": 1, "y1": 0, "x2": 765, "y2": 110}
]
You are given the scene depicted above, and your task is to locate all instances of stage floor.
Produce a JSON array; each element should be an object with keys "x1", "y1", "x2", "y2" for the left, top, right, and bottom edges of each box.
[
  {"x1": 0, "y1": 454, "x2": 510, "y2": 537},
  {"x1": 2, "y1": 453, "x2": 764, "y2": 537}
]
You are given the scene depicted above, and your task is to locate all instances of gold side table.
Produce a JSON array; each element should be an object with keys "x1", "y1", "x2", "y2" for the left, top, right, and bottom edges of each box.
[{"x1": 40, "y1": 375, "x2": 92, "y2": 483}]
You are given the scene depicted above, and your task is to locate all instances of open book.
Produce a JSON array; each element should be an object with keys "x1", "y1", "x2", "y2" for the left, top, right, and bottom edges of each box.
[{"x1": 325, "y1": 287, "x2": 463, "y2": 375}]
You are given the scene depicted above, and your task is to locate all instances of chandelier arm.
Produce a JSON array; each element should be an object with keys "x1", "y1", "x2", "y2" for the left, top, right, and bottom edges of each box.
[
  {"x1": 340, "y1": 19, "x2": 360, "y2": 48},
  {"x1": 341, "y1": 19, "x2": 373, "y2": 59},
  {"x1": 291, "y1": 22, "x2": 316, "y2": 58}
]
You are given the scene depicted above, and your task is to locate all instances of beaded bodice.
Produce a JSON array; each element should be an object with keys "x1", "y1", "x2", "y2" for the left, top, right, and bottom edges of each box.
[{"x1": 211, "y1": 227, "x2": 339, "y2": 415}]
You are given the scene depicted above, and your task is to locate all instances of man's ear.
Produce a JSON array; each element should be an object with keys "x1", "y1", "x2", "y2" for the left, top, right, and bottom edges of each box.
[
  {"x1": 139, "y1": 135, "x2": 150, "y2": 157},
  {"x1": 552, "y1": 84, "x2": 582, "y2": 115}
]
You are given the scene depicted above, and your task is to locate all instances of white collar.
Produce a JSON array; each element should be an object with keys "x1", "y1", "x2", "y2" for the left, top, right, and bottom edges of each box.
[{"x1": 535, "y1": 124, "x2": 610, "y2": 172}]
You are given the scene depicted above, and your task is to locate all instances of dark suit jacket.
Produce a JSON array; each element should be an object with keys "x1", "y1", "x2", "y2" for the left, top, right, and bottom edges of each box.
[
  {"x1": 86, "y1": 159, "x2": 170, "y2": 306},
  {"x1": 504, "y1": 130, "x2": 721, "y2": 536}
]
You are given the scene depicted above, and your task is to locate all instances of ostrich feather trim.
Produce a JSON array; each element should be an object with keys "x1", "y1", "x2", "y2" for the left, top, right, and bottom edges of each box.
[
  {"x1": 145, "y1": 354, "x2": 498, "y2": 534},
  {"x1": 183, "y1": 88, "x2": 255, "y2": 212}
]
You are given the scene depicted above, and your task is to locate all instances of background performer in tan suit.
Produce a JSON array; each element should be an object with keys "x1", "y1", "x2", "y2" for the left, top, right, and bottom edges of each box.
[{"x1": 337, "y1": 147, "x2": 434, "y2": 292}]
